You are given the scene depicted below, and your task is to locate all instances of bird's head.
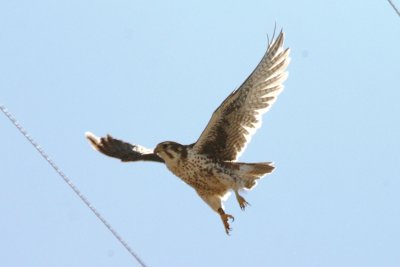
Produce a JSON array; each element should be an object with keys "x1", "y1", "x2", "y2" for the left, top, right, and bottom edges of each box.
[{"x1": 154, "y1": 141, "x2": 187, "y2": 162}]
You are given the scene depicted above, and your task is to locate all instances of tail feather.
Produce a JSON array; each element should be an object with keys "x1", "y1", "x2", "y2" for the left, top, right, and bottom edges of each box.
[{"x1": 226, "y1": 162, "x2": 275, "y2": 190}]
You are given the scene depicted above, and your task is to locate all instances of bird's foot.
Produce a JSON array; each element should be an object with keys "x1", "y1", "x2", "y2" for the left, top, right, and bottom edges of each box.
[
  {"x1": 235, "y1": 193, "x2": 250, "y2": 211},
  {"x1": 218, "y1": 208, "x2": 234, "y2": 235}
]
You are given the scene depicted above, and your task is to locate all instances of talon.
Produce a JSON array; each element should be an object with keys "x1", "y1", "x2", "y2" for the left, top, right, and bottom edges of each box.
[
  {"x1": 218, "y1": 208, "x2": 235, "y2": 235},
  {"x1": 236, "y1": 194, "x2": 250, "y2": 211},
  {"x1": 219, "y1": 211, "x2": 235, "y2": 235},
  {"x1": 226, "y1": 228, "x2": 231, "y2": 235}
]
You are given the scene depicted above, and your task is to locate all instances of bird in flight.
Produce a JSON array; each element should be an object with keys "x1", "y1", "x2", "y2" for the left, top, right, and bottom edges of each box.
[{"x1": 86, "y1": 31, "x2": 290, "y2": 234}]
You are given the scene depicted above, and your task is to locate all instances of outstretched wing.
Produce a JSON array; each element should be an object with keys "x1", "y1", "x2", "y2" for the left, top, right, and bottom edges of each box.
[
  {"x1": 85, "y1": 132, "x2": 164, "y2": 163},
  {"x1": 193, "y1": 31, "x2": 290, "y2": 161}
]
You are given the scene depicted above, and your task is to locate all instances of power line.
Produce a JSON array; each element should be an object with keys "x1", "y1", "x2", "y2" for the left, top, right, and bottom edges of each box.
[
  {"x1": 0, "y1": 105, "x2": 147, "y2": 267},
  {"x1": 388, "y1": 0, "x2": 400, "y2": 17}
]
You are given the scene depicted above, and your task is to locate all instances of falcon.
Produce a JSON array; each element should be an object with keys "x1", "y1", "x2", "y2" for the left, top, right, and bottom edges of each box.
[{"x1": 86, "y1": 31, "x2": 290, "y2": 234}]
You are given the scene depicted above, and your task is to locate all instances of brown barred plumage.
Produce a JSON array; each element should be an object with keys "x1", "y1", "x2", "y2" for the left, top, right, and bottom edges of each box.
[{"x1": 86, "y1": 31, "x2": 290, "y2": 235}]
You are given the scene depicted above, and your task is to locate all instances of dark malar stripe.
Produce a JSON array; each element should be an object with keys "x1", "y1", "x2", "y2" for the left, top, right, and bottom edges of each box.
[
  {"x1": 164, "y1": 150, "x2": 174, "y2": 159},
  {"x1": 169, "y1": 144, "x2": 188, "y2": 160}
]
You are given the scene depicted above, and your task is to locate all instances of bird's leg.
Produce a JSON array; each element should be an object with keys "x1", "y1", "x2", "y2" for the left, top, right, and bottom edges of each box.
[
  {"x1": 197, "y1": 192, "x2": 235, "y2": 235},
  {"x1": 218, "y1": 208, "x2": 234, "y2": 235},
  {"x1": 235, "y1": 191, "x2": 250, "y2": 211}
]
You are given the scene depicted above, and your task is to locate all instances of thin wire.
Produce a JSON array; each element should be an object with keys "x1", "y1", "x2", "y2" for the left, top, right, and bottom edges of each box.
[
  {"x1": 388, "y1": 0, "x2": 400, "y2": 17},
  {"x1": 0, "y1": 105, "x2": 147, "y2": 267}
]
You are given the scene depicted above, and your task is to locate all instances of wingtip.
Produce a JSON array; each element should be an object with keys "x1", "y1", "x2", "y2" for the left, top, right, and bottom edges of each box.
[
  {"x1": 267, "y1": 28, "x2": 286, "y2": 52},
  {"x1": 277, "y1": 29, "x2": 285, "y2": 42},
  {"x1": 85, "y1": 131, "x2": 100, "y2": 149},
  {"x1": 279, "y1": 30, "x2": 285, "y2": 39}
]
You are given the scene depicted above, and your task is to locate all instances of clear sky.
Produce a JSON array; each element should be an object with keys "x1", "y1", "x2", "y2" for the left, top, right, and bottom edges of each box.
[{"x1": 1, "y1": 1, "x2": 400, "y2": 266}]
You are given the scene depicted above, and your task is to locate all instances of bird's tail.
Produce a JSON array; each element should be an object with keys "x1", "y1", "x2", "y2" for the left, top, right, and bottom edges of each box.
[{"x1": 226, "y1": 162, "x2": 275, "y2": 190}]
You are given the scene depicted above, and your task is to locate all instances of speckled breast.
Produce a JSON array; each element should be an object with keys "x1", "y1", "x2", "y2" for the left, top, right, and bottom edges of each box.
[{"x1": 167, "y1": 153, "x2": 231, "y2": 195}]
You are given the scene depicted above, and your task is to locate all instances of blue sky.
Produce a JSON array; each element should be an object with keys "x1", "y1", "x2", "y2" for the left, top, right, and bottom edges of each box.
[{"x1": 1, "y1": 1, "x2": 400, "y2": 266}]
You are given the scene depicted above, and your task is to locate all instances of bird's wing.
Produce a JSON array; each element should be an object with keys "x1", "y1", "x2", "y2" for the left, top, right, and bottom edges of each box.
[
  {"x1": 85, "y1": 132, "x2": 164, "y2": 163},
  {"x1": 193, "y1": 31, "x2": 290, "y2": 161}
]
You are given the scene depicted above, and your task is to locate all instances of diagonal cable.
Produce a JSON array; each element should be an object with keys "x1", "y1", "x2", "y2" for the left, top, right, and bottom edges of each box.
[
  {"x1": 388, "y1": 0, "x2": 400, "y2": 16},
  {"x1": 0, "y1": 105, "x2": 146, "y2": 267}
]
